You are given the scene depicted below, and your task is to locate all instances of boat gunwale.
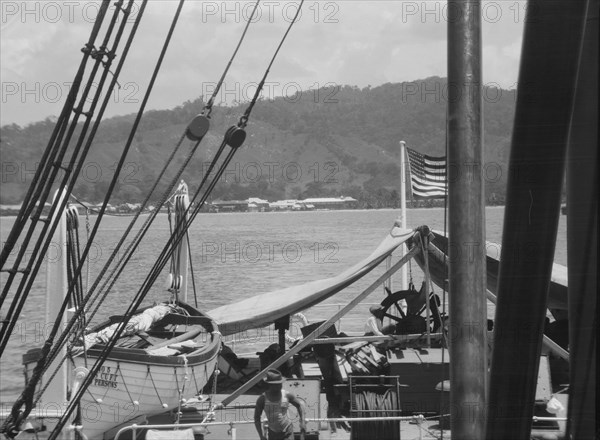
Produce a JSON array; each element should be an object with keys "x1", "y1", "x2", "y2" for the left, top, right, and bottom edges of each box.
[
  {"x1": 22, "y1": 301, "x2": 222, "y2": 367},
  {"x1": 85, "y1": 342, "x2": 220, "y2": 366}
]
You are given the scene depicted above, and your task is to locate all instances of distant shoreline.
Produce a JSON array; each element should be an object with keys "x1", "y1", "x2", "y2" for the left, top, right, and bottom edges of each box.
[{"x1": 0, "y1": 205, "x2": 508, "y2": 218}]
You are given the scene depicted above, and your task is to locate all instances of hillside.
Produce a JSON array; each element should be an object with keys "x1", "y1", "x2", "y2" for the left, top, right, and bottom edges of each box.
[{"x1": 0, "y1": 77, "x2": 516, "y2": 207}]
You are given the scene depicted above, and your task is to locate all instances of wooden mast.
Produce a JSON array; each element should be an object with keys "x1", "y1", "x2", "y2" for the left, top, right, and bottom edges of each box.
[
  {"x1": 447, "y1": 0, "x2": 487, "y2": 438},
  {"x1": 566, "y1": 1, "x2": 597, "y2": 437},
  {"x1": 485, "y1": 0, "x2": 588, "y2": 438}
]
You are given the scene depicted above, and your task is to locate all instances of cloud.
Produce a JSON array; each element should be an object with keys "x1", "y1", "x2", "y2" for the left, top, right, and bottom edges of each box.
[{"x1": 1, "y1": 0, "x2": 525, "y2": 126}]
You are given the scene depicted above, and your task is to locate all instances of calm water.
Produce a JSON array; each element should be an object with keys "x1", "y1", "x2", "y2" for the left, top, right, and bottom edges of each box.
[{"x1": 0, "y1": 207, "x2": 568, "y2": 403}]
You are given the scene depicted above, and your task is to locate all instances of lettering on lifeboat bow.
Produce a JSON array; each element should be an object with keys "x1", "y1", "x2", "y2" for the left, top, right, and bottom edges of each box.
[{"x1": 93, "y1": 365, "x2": 120, "y2": 389}]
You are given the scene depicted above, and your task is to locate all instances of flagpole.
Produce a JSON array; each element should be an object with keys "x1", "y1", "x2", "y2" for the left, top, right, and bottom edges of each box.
[{"x1": 399, "y1": 140, "x2": 408, "y2": 290}]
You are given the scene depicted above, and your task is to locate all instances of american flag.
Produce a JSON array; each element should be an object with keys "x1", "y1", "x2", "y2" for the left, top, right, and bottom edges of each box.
[{"x1": 406, "y1": 147, "x2": 447, "y2": 199}]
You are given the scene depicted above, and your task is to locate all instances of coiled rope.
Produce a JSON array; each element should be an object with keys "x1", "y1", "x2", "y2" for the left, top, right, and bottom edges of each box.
[{"x1": 351, "y1": 390, "x2": 400, "y2": 440}]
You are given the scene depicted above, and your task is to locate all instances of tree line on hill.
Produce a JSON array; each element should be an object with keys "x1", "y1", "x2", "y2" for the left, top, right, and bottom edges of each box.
[{"x1": 1, "y1": 78, "x2": 515, "y2": 207}]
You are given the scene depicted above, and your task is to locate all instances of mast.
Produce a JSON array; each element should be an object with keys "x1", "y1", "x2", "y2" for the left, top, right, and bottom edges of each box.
[
  {"x1": 566, "y1": 1, "x2": 597, "y2": 437},
  {"x1": 447, "y1": 0, "x2": 487, "y2": 438},
  {"x1": 485, "y1": 0, "x2": 589, "y2": 438}
]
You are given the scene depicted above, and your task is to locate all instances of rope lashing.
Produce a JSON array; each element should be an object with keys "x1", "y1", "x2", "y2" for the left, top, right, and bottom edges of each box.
[
  {"x1": 116, "y1": 363, "x2": 138, "y2": 407},
  {"x1": 148, "y1": 366, "x2": 168, "y2": 409}
]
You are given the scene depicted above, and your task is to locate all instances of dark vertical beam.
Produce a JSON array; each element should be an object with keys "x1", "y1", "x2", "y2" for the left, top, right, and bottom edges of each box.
[
  {"x1": 567, "y1": 1, "x2": 597, "y2": 438},
  {"x1": 274, "y1": 315, "x2": 290, "y2": 357},
  {"x1": 447, "y1": 1, "x2": 487, "y2": 438},
  {"x1": 486, "y1": 0, "x2": 587, "y2": 438}
]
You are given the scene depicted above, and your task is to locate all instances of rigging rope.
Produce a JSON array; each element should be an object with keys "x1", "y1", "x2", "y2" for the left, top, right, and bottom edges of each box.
[
  {"x1": 0, "y1": 1, "x2": 111, "y2": 269},
  {"x1": 66, "y1": 209, "x2": 80, "y2": 311},
  {"x1": 203, "y1": 0, "x2": 261, "y2": 118},
  {"x1": 0, "y1": 0, "x2": 137, "y2": 357},
  {"x1": 55, "y1": 0, "x2": 260, "y2": 330},
  {"x1": 50, "y1": 5, "x2": 306, "y2": 430},
  {"x1": 37, "y1": 0, "x2": 183, "y2": 387},
  {"x1": 3, "y1": 1, "x2": 306, "y2": 436},
  {"x1": 1, "y1": 1, "x2": 146, "y2": 436},
  {"x1": 78, "y1": 3, "x2": 294, "y2": 328},
  {"x1": 0, "y1": 0, "x2": 120, "y2": 279},
  {"x1": 239, "y1": 0, "x2": 304, "y2": 128},
  {"x1": 41, "y1": 3, "x2": 221, "y2": 438},
  {"x1": 187, "y1": 230, "x2": 199, "y2": 308},
  {"x1": 6, "y1": 0, "x2": 261, "y2": 366},
  {"x1": 0, "y1": 0, "x2": 109, "y2": 320},
  {"x1": 25, "y1": 0, "x2": 181, "y2": 378}
]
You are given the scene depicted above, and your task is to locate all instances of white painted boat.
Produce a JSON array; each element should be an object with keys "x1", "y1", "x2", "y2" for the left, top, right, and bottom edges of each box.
[{"x1": 22, "y1": 301, "x2": 220, "y2": 439}]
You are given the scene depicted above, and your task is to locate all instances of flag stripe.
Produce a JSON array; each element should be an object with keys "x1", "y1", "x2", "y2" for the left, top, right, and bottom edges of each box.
[{"x1": 406, "y1": 147, "x2": 447, "y2": 199}]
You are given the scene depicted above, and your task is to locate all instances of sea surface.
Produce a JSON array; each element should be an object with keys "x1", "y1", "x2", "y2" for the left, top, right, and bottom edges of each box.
[{"x1": 0, "y1": 207, "x2": 568, "y2": 404}]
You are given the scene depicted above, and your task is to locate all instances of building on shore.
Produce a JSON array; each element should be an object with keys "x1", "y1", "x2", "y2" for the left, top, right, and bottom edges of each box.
[
  {"x1": 206, "y1": 196, "x2": 358, "y2": 213},
  {"x1": 210, "y1": 200, "x2": 249, "y2": 212},
  {"x1": 248, "y1": 197, "x2": 270, "y2": 212},
  {"x1": 301, "y1": 196, "x2": 358, "y2": 210},
  {"x1": 269, "y1": 200, "x2": 301, "y2": 211}
]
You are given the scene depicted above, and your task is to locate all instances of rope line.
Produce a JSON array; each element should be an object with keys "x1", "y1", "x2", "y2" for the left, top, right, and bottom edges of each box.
[
  {"x1": 11, "y1": 0, "x2": 145, "y2": 420},
  {"x1": 86, "y1": 388, "x2": 99, "y2": 404},
  {"x1": 204, "y1": 0, "x2": 261, "y2": 117},
  {"x1": 0, "y1": 0, "x2": 110, "y2": 269},
  {"x1": 0, "y1": 0, "x2": 139, "y2": 356},
  {"x1": 39, "y1": 0, "x2": 188, "y2": 389},
  {"x1": 192, "y1": 366, "x2": 200, "y2": 395},
  {"x1": 6, "y1": 1, "x2": 307, "y2": 437},
  {"x1": 0, "y1": 0, "x2": 122, "y2": 354},
  {"x1": 2, "y1": 1, "x2": 147, "y2": 436},
  {"x1": 239, "y1": 0, "x2": 305, "y2": 127},
  {"x1": 148, "y1": 366, "x2": 167, "y2": 409},
  {"x1": 77, "y1": 0, "x2": 296, "y2": 343},
  {"x1": 117, "y1": 363, "x2": 136, "y2": 406},
  {"x1": 135, "y1": 369, "x2": 148, "y2": 406},
  {"x1": 187, "y1": 230, "x2": 199, "y2": 308}
]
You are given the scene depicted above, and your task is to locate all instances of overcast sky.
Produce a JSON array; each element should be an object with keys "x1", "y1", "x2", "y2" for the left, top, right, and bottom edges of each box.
[{"x1": 1, "y1": 1, "x2": 525, "y2": 126}]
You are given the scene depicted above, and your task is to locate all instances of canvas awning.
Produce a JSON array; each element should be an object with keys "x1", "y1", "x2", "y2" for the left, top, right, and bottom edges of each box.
[{"x1": 207, "y1": 224, "x2": 415, "y2": 335}]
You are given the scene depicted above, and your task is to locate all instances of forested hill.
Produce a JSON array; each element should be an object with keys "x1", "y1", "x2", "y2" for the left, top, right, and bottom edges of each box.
[{"x1": 0, "y1": 77, "x2": 516, "y2": 207}]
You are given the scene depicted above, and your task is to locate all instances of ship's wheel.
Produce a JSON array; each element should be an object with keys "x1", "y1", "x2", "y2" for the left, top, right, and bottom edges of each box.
[{"x1": 378, "y1": 283, "x2": 444, "y2": 334}]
